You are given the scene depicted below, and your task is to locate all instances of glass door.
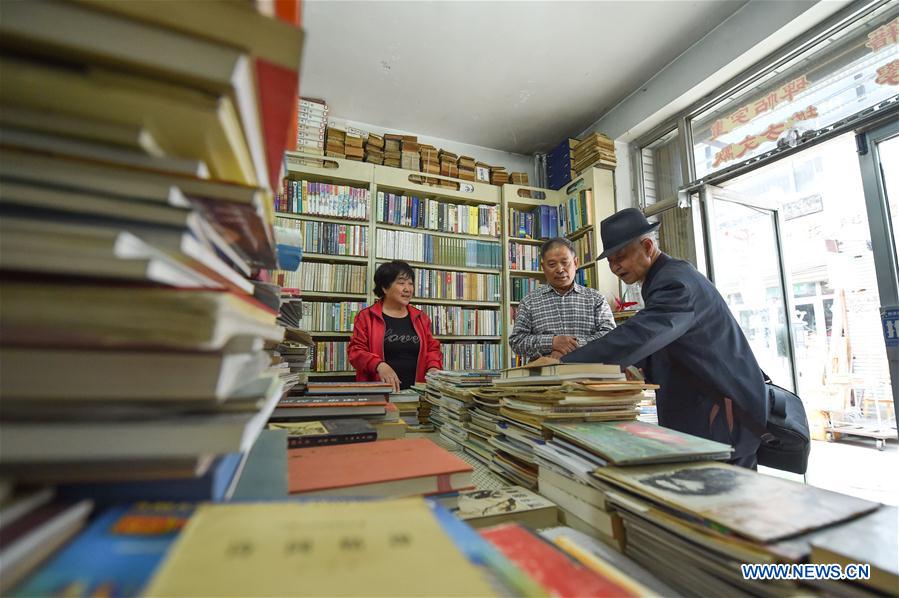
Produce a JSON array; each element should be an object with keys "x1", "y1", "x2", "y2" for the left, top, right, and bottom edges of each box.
[
  {"x1": 857, "y1": 119, "x2": 899, "y2": 433},
  {"x1": 702, "y1": 185, "x2": 797, "y2": 391}
]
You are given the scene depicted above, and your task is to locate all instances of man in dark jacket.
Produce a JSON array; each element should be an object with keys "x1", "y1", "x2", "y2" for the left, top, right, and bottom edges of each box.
[{"x1": 548, "y1": 208, "x2": 767, "y2": 468}]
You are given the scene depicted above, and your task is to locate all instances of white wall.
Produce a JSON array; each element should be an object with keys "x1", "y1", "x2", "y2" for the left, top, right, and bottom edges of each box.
[
  {"x1": 578, "y1": 0, "x2": 851, "y2": 209},
  {"x1": 326, "y1": 115, "x2": 536, "y2": 181}
]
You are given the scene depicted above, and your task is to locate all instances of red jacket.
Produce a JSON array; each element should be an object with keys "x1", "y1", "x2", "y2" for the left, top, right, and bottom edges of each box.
[{"x1": 348, "y1": 301, "x2": 443, "y2": 383}]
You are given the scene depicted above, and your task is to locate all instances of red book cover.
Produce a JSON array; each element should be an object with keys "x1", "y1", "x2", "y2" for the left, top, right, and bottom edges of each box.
[
  {"x1": 480, "y1": 524, "x2": 640, "y2": 597},
  {"x1": 255, "y1": 58, "x2": 299, "y2": 191},
  {"x1": 288, "y1": 438, "x2": 472, "y2": 496}
]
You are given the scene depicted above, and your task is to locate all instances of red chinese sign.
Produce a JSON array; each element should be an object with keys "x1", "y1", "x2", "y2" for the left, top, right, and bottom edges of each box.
[
  {"x1": 865, "y1": 17, "x2": 899, "y2": 52},
  {"x1": 710, "y1": 75, "x2": 811, "y2": 140},
  {"x1": 875, "y1": 59, "x2": 899, "y2": 86},
  {"x1": 713, "y1": 106, "x2": 819, "y2": 168}
]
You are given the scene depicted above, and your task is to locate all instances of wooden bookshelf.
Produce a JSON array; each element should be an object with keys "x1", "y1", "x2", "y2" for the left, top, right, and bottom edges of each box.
[
  {"x1": 283, "y1": 155, "x2": 507, "y2": 374},
  {"x1": 275, "y1": 212, "x2": 369, "y2": 227},
  {"x1": 500, "y1": 168, "x2": 617, "y2": 366}
]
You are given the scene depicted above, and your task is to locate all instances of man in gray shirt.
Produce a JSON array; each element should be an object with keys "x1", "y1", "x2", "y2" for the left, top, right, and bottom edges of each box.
[{"x1": 510, "y1": 237, "x2": 616, "y2": 363}]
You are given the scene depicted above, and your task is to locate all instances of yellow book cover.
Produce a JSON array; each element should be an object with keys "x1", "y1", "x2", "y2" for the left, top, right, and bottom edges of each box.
[{"x1": 144, "y1": 498, "x2": 496, "y2": 597}]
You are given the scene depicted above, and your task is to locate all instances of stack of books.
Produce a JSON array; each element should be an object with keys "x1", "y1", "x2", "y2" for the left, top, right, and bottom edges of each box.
[
  {"x1": 439, "y1": 149, "x2": 459, "y2": 178},
  {"x1": 573, "y1": 132, "x2": 617, "y2": 173},
  {"x1": 401, "y1": 136, "x2": 420, "y2": 171},
  {"x1": 453, "y1": 486, "x2": 559, "y2": 529},
  {"x1": 269, "y1": 381, "x2": 402, "y2": 442},
  {"x1": 457, "y1": 155, "x2": 477, "y2": 181},
  {"x1": 490, "y1": 166, "x2": 510, "y2": 186},
  {"x1": 419, "y1": 144, "x2": 440, "y2": 174},
  {"x1": 0, "y1": 7, "x2": 302, "y2": 575},
  {"x1": 424, "y1": 370, "x2": 501, "y2": 464},
  {"x1": 510, "y1": 172, "x2": 530, "y2": 186},
  {"x1": 296, "y1": 97, "x2": 328, "y2": 158},
  {"x1": 476, "y1": 162, "x2": 492, "y2": 183},
  {"x1": 592, "y1": 461, "x2": 889, "y2": 595},
  {"x1": 344, "y1": 132, "x2": 364, "y2": 161},
  {"x1": 383, "y1": 133, "x2": 402, "y2": 167},
  {"x1": 325, "y1": 127, "x2": 346, "y2": 159},
  {"x1": 364, "y1": 132, "x2": 384, "y2": 164},
  {"x1": 546, "y1": 137, "x2": 579, "y2": 190},
  {"x1": 536, "y1": 420, "x2": 732, "y2": 545},
  {"x1": 388, "y1": 389, "x2": 422, "y2": 428},
  {"x1": 288, "y1": 439, "x2": 474, "y2": 499}
]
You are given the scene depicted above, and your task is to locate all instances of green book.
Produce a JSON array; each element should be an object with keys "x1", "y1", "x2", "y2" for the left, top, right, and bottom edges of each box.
[{"x1": 544, "y1": 421, "x2": 733, "y2": 465}]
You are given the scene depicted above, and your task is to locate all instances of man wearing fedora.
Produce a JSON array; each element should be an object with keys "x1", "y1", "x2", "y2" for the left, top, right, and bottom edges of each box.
[{"x1": 534, "y1": 208, "x2": 767, "y2": 469}]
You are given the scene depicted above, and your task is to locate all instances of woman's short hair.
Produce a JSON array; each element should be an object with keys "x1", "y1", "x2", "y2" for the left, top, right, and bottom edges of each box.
[{"x1": 373, "y1": 260, "x2": 415, "y2": 299}]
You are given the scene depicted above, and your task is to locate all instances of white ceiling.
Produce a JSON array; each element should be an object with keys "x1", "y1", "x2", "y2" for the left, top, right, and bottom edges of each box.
[{"x1": 301, "y1": 0, "x2": 750, "y2": 155}]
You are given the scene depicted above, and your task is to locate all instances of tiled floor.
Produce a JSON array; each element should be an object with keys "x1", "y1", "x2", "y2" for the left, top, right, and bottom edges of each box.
[{"x1": 760, "y1": 437, "x2": 898, "y2": 505}]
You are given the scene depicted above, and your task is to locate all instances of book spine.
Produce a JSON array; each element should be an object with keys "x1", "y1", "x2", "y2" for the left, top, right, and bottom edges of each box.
[{"x1": 287, "y1": 432, "x2": 377, "y2": 448}]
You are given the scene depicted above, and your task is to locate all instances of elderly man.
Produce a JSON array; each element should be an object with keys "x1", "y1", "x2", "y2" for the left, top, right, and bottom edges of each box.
[
  {"x1": 509, "y1": 237, "x2": 615, "y2": 364},
  {"x1": 534, "y1": 209, "x2": 767, "y2": 469}
]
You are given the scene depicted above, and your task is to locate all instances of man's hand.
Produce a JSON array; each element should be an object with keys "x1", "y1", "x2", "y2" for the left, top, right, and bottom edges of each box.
[
  {"x1": 377, "y1": 362, "x2": 401, "y2": 392},
  {"x1": 551, "y1": 335, "x2": 579, "y2": 355},
  {"x1": 527, "y1": 356, "x2": 560, "y2": 368},
  {"x1": 549, "y1": 350, "x2": 564, "y2": 359},
  {"x1": 426, "y1": 367, "x2": 440, "y2": 375}
]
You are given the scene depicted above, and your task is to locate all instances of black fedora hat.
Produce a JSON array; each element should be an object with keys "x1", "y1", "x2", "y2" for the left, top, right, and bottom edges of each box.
[{"x1": 598, "y1": 208, "x2": 660, "y2": 260}]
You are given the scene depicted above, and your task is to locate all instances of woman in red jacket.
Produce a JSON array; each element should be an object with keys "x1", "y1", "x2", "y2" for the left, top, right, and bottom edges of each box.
[{"x1": 348, "y1": 260, "x2": 443, "y2": 391}]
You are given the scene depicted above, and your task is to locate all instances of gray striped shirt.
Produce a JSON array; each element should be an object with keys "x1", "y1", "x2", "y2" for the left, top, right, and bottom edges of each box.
[{"x1": 510, "y1": 283, "x2": 616, "y2": 363}]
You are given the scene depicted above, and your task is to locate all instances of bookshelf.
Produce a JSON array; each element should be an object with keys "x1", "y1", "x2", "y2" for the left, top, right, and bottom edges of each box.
[
  {"x1": 281, "y1": 154, "x2": 505, "y2": 374},
  {"x1": 500, "y1": 167, "x2": 618, "y2": 366}
]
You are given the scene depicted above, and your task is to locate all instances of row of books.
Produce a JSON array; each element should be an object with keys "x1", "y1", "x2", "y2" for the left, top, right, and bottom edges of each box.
[
  {"x1": 572, "y1": 229, "x2": 596, "y2": 264},
  {"x1": 508, "y1": 242, "x2": 542, "y2": 272},
  {"x1": 275, "y1": 217, "x2": 369, "y2": 257},
  {"x1": 376, "y1": 192, "x2": 500, "y2": 237},
  {"x1": 270, "y1": 263, "x2": 367, "y2": 294},
  {"x1": 546, "y1": 137, "x2": 579, "y2": 190},
  {"x1": 375, "y1": 229, "x2": 503, "y2": 269},
  {"x1": 277, "y1": 179, "x2": 370, "y2": 221},
  {"x1": 313, "y1": 341, "x2": 351, "y2": 372},
  {"x1": 300, "y1": 301, "x2": 368, "y2": 332},
  {"x1": 576, "y1": 267, "x2": 596, "y2": 288},
  {"x1": 510, "y1": 277, "x2": 541, "y2": 301},
  {"x1": 509, "y1": 205, "x2": 559, "y2": 240},
  {"x1": 419, "y1": 305, "x2": 502, "y2": 337},
  {"x1": 558, "y1": 189, "x2": 594, "y2": 236},
  {"x1": 442, "y1": 343, "x2": 503, "y2": 371},
  {"x1": 407, "y1": 268, "x2": 502, "y2": 303}
]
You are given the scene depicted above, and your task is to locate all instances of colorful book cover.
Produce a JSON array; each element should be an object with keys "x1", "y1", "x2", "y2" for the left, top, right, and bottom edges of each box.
[
  {"x1": 480, "y1": 524, "x2": 641, "y2": 597},
  {"x1": 12, "y1": 502, "x2": 194, "y2": 597},
  {"x1": 544, "y1": 421, "x2": 733, "y2": 465},
  {"x1": 593, "y1": 462, "x2": 879, "y2": 543}
]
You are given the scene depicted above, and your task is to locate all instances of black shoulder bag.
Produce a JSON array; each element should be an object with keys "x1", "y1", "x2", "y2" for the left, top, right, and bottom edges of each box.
[{"x1": 752, "y1": 374, "x2": 811, "y2": 475}]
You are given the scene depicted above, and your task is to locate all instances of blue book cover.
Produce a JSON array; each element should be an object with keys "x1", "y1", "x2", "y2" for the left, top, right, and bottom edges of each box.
[
  {"x1": 56, "y1": 453, "x2": 243, "y2": 505},
  {"x1": 13, "y1": 502, "x2": 195, "y2": 597}
]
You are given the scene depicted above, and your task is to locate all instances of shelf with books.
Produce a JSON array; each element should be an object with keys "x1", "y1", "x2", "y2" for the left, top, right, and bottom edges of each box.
[
  {"x1": 506, "y1": 237, "x2": 545, "y2": 246},
  {"x1": 274, "y1": 212, "x2": 370, "y2": 227},
  {"x1": 373, "y1": 164, "x2": 501, "y2": 207},
  {"x1": 374, "y1": 222, "x2": 499, "y2": 244},
  {"x1": 375, "y1": 190, "x2": 500, "y2": 239},
  {"x1": 384, "y1": 259, "x2": 499, "y2": 276},
  {"x1": 284, "y1": 152, "x2": 373, "y2": 186},
  {"x1": 508, "y1": 269, "x2": 545, "y2": 277},
  {"x1": 567, "y1": 224, "x2": 594, "y2": 241},
  {"x1": 309, "y1": 331, "x2": 353, "y2": 337},
  {"x1": 301, "y1": 253, "x2": 368, "y2": 264},
  {"x1": 300, "y1": 291, "x2": 368, "y2": 300},
  {"x1": 413, "y1": 298, "x2": 501, "y2": 308}
]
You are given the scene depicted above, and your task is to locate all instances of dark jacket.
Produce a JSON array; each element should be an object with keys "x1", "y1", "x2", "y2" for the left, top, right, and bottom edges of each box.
[
  {"x1": 348, "y1": 301, "x2": 443, "y2": 383},
  {"x1": 562, "y1": 254, "x2": 766, "y2": 458}
]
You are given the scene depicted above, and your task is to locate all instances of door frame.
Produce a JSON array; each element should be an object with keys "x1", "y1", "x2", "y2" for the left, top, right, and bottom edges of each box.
[
  {"x1": 700, "y1": 184, "x2": 799, "y2": 392},
  {"x1": 856, "y1": 119, "x2": 899, "y2": 430}
]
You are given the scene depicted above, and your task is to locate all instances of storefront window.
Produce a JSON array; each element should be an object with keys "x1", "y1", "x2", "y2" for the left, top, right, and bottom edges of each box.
[
  {"x1": 640, "y1": 129, "x2": 682, "y2": 207},
  {"x1": 691, "y1": 7, "x2": 899, "y2": 178}
]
